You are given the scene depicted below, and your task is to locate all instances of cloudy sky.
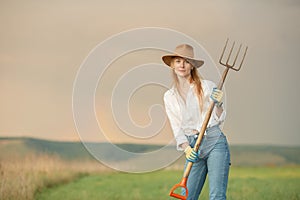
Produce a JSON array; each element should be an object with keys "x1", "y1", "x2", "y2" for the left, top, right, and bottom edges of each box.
[{"x1": 1, "y1": 0, "x2": 299, "y2": 146}]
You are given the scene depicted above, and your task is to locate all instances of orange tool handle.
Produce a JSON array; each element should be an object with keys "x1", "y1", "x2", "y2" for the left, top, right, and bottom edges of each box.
[{"x1": 169, "y1": 177, "x2": 188, "y2": 200}]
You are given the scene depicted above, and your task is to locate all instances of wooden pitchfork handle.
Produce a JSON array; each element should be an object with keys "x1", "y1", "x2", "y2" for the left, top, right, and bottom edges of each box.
[{"x1": 169, "y1": 39, "x2": 248, "y2": 200}]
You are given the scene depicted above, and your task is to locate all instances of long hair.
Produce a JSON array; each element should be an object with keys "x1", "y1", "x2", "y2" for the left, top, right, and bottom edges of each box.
[{"x1": 171, "y1": 61, "x2": 204, "y2": 112}]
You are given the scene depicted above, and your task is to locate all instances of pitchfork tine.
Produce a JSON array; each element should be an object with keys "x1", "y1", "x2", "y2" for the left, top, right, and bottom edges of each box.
[
  {"x1": 219, "y1": 38, "x2": 229, "y2": 65},
  {"x1": 237, "y1": 46, "x2": 248, "y2": 71},
  {"x1": 226, "y1": 41, "x2": 235, "y2": 66},
  {"x1": 232, "y1": 44, "x2": 242, "y2": 66}
]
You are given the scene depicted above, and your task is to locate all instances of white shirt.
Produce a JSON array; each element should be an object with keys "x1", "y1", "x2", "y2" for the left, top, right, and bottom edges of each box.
[{"x1": 163, "y1": 80, "x2": 226, "y2": 151}]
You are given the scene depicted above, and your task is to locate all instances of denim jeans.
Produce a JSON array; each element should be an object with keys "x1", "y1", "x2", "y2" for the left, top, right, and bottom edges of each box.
[{"x1": 182, "y1": 127, "x2": 231, "y2": 200}]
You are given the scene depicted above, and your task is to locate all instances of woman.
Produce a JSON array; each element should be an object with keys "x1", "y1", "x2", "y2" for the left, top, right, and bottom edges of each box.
[{"x1": 163, "y1": 44, "x2": 230, "y2": 200}]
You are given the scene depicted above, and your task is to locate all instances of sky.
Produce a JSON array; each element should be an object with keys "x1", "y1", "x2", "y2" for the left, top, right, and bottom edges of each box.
[{"x1": 1, "y1": 0, "x2": 299, "y2": 146}]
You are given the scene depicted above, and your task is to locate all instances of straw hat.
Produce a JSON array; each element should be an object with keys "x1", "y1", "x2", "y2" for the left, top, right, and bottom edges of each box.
[{"x1": 162, "y1": 44, "x2": 204, "y2": 68}]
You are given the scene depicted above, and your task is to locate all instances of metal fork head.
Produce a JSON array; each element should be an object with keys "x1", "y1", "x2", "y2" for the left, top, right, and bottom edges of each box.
[{"x1": 219, "y1": 38, "x2": 248, "y2": 71}]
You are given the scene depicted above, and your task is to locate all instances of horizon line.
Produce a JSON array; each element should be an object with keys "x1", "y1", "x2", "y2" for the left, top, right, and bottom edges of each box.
[{"x1": 1, "y1": 136, "x2": 299, "y2": 147}]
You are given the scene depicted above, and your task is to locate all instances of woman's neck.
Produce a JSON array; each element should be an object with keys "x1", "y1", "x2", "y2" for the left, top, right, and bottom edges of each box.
[
  {"x1": 177, "y1": 75, "x2": 191, "y2": 102},
  {"x1": 178, "y1": 75, "x2": 191, "y2": 88}
]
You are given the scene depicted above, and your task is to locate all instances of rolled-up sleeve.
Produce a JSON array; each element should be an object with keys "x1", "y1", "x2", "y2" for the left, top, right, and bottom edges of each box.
[
  {"x1": 212, "y1": 105, "x2": 226, "y2": 123},
  {"x1": 163, "y1": 91, "x2": 187, "y2": 151}
]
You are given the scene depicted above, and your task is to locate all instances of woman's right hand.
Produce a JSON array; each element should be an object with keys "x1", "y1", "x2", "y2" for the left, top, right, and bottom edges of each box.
[{"x1": 184, "y1": 146, "x2": 199, "y2": 163}]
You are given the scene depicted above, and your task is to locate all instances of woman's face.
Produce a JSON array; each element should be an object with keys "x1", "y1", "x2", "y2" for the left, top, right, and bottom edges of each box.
[{"x1": 172, "y1": 57, "x2": 193, "y2": 78}]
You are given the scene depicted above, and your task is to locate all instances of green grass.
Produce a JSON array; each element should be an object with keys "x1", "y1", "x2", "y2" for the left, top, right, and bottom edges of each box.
[{"x1": 35, "y1": 167, "x2": 300, "y2": 200}]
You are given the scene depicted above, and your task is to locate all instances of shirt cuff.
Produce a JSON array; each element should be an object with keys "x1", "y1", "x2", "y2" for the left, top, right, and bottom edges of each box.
[
  {"x1": 213, "y1": 108, "x2": 226, "y2": 123},
  {"x1": 175, "y1": 134, "x2": 188, "y2": 151}
]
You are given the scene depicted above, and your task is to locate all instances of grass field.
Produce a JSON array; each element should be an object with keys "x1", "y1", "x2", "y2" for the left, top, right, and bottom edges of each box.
[
  {"x1": 35, "y1": 167, "x2": 300, "y2": 200},
  {"x1": 1, "y1": 138, "x2": 300, "y2": 200},
  {"x1": 0, "y1": 154, "x2": 106, "y2": 200}
]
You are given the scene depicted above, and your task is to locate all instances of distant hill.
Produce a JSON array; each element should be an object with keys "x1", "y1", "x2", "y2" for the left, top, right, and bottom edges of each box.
[
  {"x1": 0, "y1": 137, "x2": 299, "y2": 167},
  {"x1": 230, "y1": 145, "x2": 300, "y2": 166},
  {"x1": 0, "y1": 137, "x2": 93, "y2": 160},
  {"x1": 0, "y1": 137, "x2": 166, "y2": 161}
]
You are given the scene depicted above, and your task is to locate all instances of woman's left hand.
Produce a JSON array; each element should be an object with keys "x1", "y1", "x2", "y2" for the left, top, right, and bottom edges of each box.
[{"x1": 210, "y1": 87, "x2": 223, "y2": 104}]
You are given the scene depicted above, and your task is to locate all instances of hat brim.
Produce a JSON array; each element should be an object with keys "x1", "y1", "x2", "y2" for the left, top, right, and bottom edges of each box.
[{"x1": 162, "y1": 54, "x2": 204, "y2": 68}]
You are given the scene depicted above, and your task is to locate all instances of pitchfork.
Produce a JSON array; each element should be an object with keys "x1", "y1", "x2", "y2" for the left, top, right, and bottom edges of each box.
[{"x1": 169, "y1": 39, "x2": 248, "y2": 200}]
